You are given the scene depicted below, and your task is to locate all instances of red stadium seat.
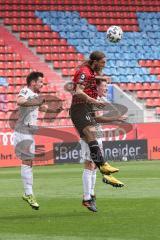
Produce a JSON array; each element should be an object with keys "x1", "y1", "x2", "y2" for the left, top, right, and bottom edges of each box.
[
  {"x1": 6, "y1": 54, "x2": 14, "y2": 61},
  {"x1": 15, "y1": 62, "x2": 22, "y2": 69},
  {"x1": 6, "y1": 70, "x2": 13, "y2": 77},
  {"x1": 68, "y1": 53, "x2": 77, "y2": 61},
  {"x1": 20, "y1": 32, "x2": 28, "y2": 39},
  {"x1": 14, "y1": 69, "x2": 22, "y2": 76},
  {"x1": 45, "y1": 54, "x2": 52, "y2": 61},
  {"x1": 35, "y1": 39, "x2": 43, "y2": 46},
  {"x1": 28, "y1": 32, "x2": 35, "y2": 39},
  {"x1": 52, "y1": 53, "x2": 60, "y2": 61},
  {"x1": 42, "y1": 46, "x2": 51, "y2": 53},
  {"x1": 119, "y1": 83, "x2": 127, "y2": 90},
  {"x1": 0, "y1": 86, "x2": 7, "y2": 93},
  {"x1": 146, "y1": 99, "x2": 154, "y2": 107},
  {"x1": 153, "y1": 98, "x2": 160, "y2": 107},
  {"x1": 52, "y1": 39, "x2": 60, "y2": 46},
  {"x1": 77, "y1": 53, "x2": 84, "y2": 61},
  {"x1": 7, "y1": 103, "x2": 16, "y2": 111},
  {"x1": 137, "y1": 91, "x2": 144, "y2": 99},
  {"x1": 0, "y1": 39, "x2": 5, "y2": 46},
  {"x1": 12, "y1": 25, "x2": 19, "y2": 32},
  {"x1": 7, "y1": 78, "x2": 15, "y2": 85},
  {"x1": 0, "y1": 62, "x2": 5, "y2": 69},
  {"x1": 22, "y1": 61, "x2": 30, "y2": 69},
  {"x1": 14, "y1": 54, "x2": 22, "y2": 61},
  {"x1": 68, "y1": 46, "x2": 76, "y2": 53},
  {"x1": 152, "y1": 90, "x2": 159, "y2": 98},
  {"x1": 0, "y1": 112, "x2": 6, "y2": 119},
  {"x1": 0, "y1": 46, "x2": 5, "y2": 54},
  {"x1": 7, "y1": 62, "x2": 14, "y2": 69},
  {"x1": 142, "y1": 83, "x2": 150, "y2": 90},
  {"x1": 134, "y1": 83, "x2": 143, "y2": 91},
  {"x1": 150, "y1": 82, "x2": 160, "y2": 90},
  {"x1": 7, "y1": 86, "x2": 15, "y2": 94},
  {"x1": 53, "y1": 61, "x2": 61, "y2": 69},
  {"x1": 0, "y1": 69, "x2": 5, "y2": 76},
  {"x1": 0, "y1": 54, "x2": 5, "y2": 61},
  {"x1": 127, "y1": 83, "x2": 135, "y2": 91},
  {"x1": 62, "y1": 68, "x2": 69, "y2": 76},
  {"x1": 43, "y1": 25, "x2": 51, "y2": 32},
  {"x1": 143, "y1": 91, "x2": 151, "y2": 99}
]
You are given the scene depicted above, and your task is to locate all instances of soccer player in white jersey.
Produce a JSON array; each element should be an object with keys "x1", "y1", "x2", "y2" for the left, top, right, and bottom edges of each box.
[
  {"x1": 14, "y1": 71, "x2": 62, "y2": 210},
  {"x1": 80, "y1": 79, "x2": 108, "y2": 212},
  {"x1": 81, "y1": 79, "x2": 126, "y2": 212},
  {"x1": 64, "y1": 79, "x2": 125, "y2": 212}
]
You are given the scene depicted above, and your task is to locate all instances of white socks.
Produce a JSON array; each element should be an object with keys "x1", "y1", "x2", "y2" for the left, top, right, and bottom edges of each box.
[
  {"x1": 21, "y1": 164, "x2": 33, "y2": 196},
  {"x1": 82, "y1": 168, "x2": 97, "y2": 200},
  {"x1": 91, "y1": 169, "x2": 97, "y2": 196}
]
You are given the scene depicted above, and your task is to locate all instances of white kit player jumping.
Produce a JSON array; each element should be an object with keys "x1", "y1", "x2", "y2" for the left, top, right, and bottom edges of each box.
[{"x1": 14, "y1": 71, "x2": 62, "y2": 210}]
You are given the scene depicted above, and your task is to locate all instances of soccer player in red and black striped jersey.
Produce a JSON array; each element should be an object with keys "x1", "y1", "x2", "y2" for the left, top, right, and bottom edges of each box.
[{"x1": 70, "y1": 51, "x2": 124, "y2": 197}]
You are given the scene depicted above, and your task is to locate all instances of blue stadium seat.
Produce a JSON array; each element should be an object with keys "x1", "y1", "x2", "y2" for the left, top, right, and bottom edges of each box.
[
  {"x1": 0, "y1": 77, "x2": 8, "y2": 86},
  {"x1": 36, "y1": 10, "x2": 160, "y2": 83}
]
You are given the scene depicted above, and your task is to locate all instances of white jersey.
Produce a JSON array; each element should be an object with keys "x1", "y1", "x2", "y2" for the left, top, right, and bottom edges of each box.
[
  {"x1": 16, "y1": 87, "x2": 39, "y2": 127},
  {"x1": 13, "y1": 87, "x2": 38, "y2": 160},
  {"x1": 95, "y1": 96, "x2": 108, "y2": 139}
]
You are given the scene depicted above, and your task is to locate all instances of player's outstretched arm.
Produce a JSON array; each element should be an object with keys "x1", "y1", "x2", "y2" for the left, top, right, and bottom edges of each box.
[
  {"x1": 95, "y1": 114, "x2": 127, "y2": 123},
  {"x1": 39, "y1": 104, "x2": 63, "y2": 113},
  {"x1": 75, "y1": 84, "x2": 106, "y2": 107},
  {"x1": 17, "y1": 96, "x2": 45, "y2": 107}
]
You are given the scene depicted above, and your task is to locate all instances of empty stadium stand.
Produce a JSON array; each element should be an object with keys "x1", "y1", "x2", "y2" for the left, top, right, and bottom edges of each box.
[{"x1": 1, "y1": 0, "x2": 160, "y2": 127}]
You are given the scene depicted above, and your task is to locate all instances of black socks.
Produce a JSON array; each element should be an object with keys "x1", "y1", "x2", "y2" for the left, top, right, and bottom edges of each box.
[{"x1": 88, "y1": 140, "x2": 104, "y2": 168}]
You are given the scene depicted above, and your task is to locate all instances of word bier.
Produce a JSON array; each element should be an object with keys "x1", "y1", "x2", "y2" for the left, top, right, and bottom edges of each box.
[{"x1": 54, "y1": 142, "x2": 81, "y2": 163}]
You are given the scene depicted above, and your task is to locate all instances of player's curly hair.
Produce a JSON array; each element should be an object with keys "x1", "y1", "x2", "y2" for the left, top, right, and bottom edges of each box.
[
  {"x1": 77, "y1": 51, "x2": 106, "y2": 69},
  {"x1": 89, "y1": 51, "x2": 106, "y2": 63}
]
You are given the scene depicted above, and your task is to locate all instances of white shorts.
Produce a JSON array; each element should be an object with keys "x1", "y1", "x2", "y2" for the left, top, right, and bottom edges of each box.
[
  {"x1": 80, "y1": 138, "x2": 103, "y2": 163},
  {"x1": 13, "y1": 130, "x2": 35, "y2": 161}
]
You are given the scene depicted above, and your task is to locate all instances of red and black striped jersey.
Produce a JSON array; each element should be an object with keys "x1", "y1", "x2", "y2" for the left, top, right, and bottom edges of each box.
[{"x1": 72, "y1": 65, "x2": 98, "y2": 104}]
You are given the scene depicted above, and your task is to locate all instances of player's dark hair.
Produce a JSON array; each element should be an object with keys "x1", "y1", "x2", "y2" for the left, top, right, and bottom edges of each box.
[
  {"x1": 89, "y1": 51, "x2": 106, "y2": 64},
  {"x1": 26, "y1": 71, "x2": 44, "y2": 86},
  {"x1": 77, "y1": 51, "x2": 106, "y2": 69}
]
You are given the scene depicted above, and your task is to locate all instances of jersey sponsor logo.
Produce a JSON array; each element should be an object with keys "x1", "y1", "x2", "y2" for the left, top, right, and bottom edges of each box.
[
  {"x1": 0, "y1": 132, "x2": 14, "y2": 146},
  {"x1": 79, "y1": 73, "x2": 86, "y2": 83}
]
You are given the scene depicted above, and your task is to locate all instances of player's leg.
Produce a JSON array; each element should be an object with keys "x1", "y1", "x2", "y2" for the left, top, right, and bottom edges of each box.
[
  {"x1": 83, "y1": 125, "x2": 119, "y2": 175},
  {"x1": 90, "y1": 166, "x2": 97, "y2": 206},
  {"x1": 70, "y1": 104, "x2": 123, "y2": 186},
  {"x1": 21, "y1": 159, "x2": 39, "y2": 210},
  {"x1": 80, "y1": 139, "x2": 97, "y2": 212},
  {"x1": 13, "y1": 131, "x2": 39, "y2": 210},
  {"x1": 98, "y1": 137, "x2": 124, "y2": 187}
]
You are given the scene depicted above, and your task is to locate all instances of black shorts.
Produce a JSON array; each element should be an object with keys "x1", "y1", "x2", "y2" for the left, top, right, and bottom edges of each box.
[{"x1": 70, "y1": 103, "x2": 96, "y2": 138}]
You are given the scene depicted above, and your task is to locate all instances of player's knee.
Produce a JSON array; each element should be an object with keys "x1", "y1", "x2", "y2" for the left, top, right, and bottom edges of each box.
[
  {"x1": 22, "y1": 160, "x2": 32, "y2": 167},
  {"x1": 84, "y1": 160, "x2": 95, "y2": 170}
]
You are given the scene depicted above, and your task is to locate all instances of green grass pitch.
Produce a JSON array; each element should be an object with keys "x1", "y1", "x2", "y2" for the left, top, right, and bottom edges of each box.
[{"x1": 0, "y1": 161, "x2": 160, "y2": 240}]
